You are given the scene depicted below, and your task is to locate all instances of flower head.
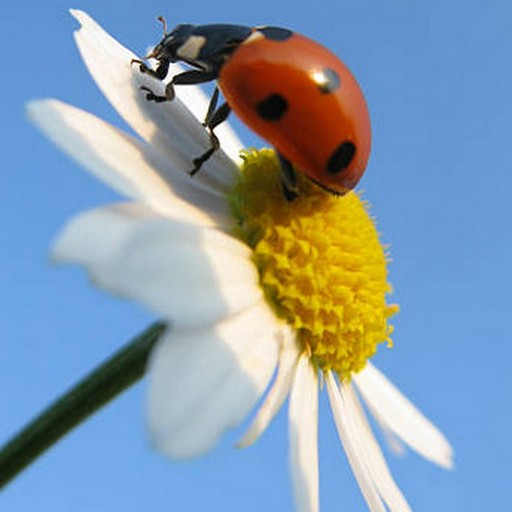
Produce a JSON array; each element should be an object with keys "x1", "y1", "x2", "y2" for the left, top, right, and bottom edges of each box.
[
  {"x1": 232, "y1": 149, "x2": 398, "y2": 377},
  {"x1": 28, "y1": 11, "x2": 453, "y2": 512}
]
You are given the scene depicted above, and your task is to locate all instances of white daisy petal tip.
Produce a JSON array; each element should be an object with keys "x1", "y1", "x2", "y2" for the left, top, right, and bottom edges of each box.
[
  {"x1": 147, "y1": 306, "x2": 280, "y2": 459},
  {"x1": 69, "y1": 8, "x2": 93, "y2": 29},
  {"x1": 26, "y1": 98, "x2": 56, "y2": 126},
  {"x1": 149, "y1": 420, "x2": 222, "y2": 460},
  {"x1": 354, "y1": 363, "x2": 455, "y2": 471}
]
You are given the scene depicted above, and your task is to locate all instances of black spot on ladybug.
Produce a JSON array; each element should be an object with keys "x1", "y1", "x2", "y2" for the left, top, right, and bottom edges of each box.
[
  {"x1": 327, "y1": 141, "x2": 356, "y2": 174},
  {"x1": 314, "y1": 67, "x2": 341, "y2": 94},
  {"x1": 258, "y1": 27, "x2": 294, "y2": 41},
  {"x1": 256, "y1": 94, "x2": 288, "y2": 121}
]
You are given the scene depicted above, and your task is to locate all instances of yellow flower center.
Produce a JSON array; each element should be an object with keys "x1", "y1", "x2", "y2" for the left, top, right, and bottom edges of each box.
[{"x1": 229, "y1": 149, "x2": 398, "y2": 378}]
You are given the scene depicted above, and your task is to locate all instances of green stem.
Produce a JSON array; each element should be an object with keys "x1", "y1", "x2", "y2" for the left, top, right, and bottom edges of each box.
[{"x1": 0, "y1": 321, "x2": 166, "y2": 489}]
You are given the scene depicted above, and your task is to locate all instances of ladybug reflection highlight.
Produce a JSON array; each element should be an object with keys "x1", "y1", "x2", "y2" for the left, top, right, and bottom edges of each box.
[{"x1": 135, "y1": 20, "x2": 371, "y2": 200}]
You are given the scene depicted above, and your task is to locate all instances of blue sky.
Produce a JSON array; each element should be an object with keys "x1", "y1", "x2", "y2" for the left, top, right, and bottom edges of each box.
[{"x1": 1, "y1": 0, "x2": 510, "y2": 510}]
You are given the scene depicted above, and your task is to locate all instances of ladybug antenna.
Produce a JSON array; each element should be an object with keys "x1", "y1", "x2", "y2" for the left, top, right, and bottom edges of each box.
[{"x1": 157, "y1": 15, "x2": 168, "y2": 36}]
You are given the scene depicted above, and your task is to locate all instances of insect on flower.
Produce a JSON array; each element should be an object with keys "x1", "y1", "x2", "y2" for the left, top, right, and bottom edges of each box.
[
  {"x1": 133, "y1": 19, "x2": 371, "y2": 199},
  {"x1": 27, "y1": 11, "x2": 454, "y2": 512}
]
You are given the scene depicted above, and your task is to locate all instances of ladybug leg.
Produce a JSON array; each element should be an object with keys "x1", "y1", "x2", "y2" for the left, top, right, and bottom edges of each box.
[
  {"x1": 139, "y1": 86, "x2": 168, "y2": 103},
  {"x1": 277, "y1": 152, "x2": 299, "y2": 201},
  {"x1": 138, "y1": 68, "x2": 218, "y2": 103},
  {"x1": 133, "y1": 59, "x2": 171, "y2": 103},
  {"x1": 190, "y1": 99, "x2": 231, "y2": 176},
  {"x1": 172, "y1": 69, "x2": 218, "y2": 85},
  {"x1": 166, "y1": 69, "x2": 218, "y2": 103},
  {"x1": 203, "y1": 87, "x2": 220, "y2": 127},
  {"x1": 132, "y1": 59, "x2": 170, "y2": 80}
]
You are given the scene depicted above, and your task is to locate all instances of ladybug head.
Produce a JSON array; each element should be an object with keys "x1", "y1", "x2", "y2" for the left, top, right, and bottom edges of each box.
[{"x1": 148, "y1": 24, "x2": 196, "y2": 63}]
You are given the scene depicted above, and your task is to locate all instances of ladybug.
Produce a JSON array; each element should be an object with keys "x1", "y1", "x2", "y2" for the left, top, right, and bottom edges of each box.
[{"x1": 134, "y1": 20, "x2": 371, "y2": 199}]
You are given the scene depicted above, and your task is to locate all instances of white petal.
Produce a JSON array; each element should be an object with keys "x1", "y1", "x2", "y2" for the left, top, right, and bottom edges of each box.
[
  {"x1": 53, "y1": 206, "x2": 261, "y2": 326},
  {"x1": 340, "y1": 382, "x2": 411, "y2": 512},
  {"x1": 147, "y1": 303, "x2": 280, "y2": 458},
  {"x1": 353, "y1": 363, "x2": 454, "y2": 469},
  {"x1": 289, "y1": 353, "x2": 319, "y2": 512},
  {"x1": 28, "y1": 99, "x2": 232, "y2": 228},
  {"x1": 70, "y1": 9, "x2": 241, "y2": 192},
  {"x1": 52, "y1": 202, "x2": 154, "y2": 264},
  {"x1": 238, "y1": 326, "x2": 300, "y2": 448},
  {"x1": 326, "y1": 372, "x2": 386, "y2": 512}
]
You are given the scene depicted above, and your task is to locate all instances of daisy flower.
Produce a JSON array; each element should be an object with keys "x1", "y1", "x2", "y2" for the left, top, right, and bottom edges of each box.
[{"x1": 28, "y1": 10, "x2": 453, "y2": 512}]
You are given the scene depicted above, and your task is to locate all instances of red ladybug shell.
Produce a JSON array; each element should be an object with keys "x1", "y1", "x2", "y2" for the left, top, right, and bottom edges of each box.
[{"x1": 219, "y1": 31, "x2": 371, "y2": 194}]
